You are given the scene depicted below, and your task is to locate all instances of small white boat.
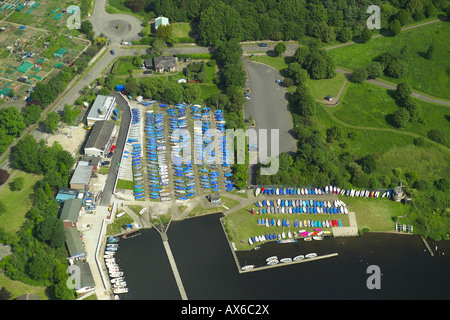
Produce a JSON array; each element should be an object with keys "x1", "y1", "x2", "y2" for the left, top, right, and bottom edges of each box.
[
  {"x1": 113, "y1": 287, "x2": 128, "y2": 294},
  {"x1": 276, "y1": 188, "x2": 279, "y2": 195},
  {"x1": 267, "y1": 259, "x2": 279, "y2": 266},
  {"x1": 282, "y1": 232, "x2": 286, "y2": 239},
  {"x1": 280, "y1": 258, "x2": 292, "y2": 263},
  {"x1": 241, "y1": 265, "x2": 255, "y2": 271},
  {"x1": 305, "y1": 253, "x2": 317, "y2": 258},
  {"x1": 293, "y1": 255, "x2": 304, "y2": 261},
  {"x1": 277, "y1": 219, "x2": 281, "y2": 226},
  {"x1": 266, "y1": 256, "x2": 278, "y2": 262},
  {"x1": 298, "y1": 229, "x2": 306, "y2": 234},
  {"x1": 110, "y1": 272, "x2": 123, "y2": 278},
  {"x1": 248, "y1": 238, "x2": 253, "y2": 245},
  {"x1": 111, "y1": 277, "x2": 124, "y2": 283},
  {"x1": 304, "y1": 237, "x2": 312, "y2": 241},
  {"x1": 287, "y1": 231, "x2": 292, "y2": 238},
  {"x1": 312, "y1": 236, "x2": 323, "y2": 240},
  {"x1": 255, "y1": 188, "x2": 260, "y2": 196}
]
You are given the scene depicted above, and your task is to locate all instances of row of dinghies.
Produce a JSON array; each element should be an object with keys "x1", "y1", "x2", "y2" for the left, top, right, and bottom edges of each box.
[
  {"x1": 254, "y1": 186, "x2": 392, "y2": 199},
  {"x1": 252, "y1": 199, "x2": 349, "y2": 214},
  {"x1": 240, "y1": 253, "x2": 318, "y2": 271}
]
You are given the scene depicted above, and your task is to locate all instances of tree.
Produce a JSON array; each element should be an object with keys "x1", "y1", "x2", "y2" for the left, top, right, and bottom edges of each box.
[
  {"x1": 287, "y1": 62, "x2": 309, "y2": 85},
  {"x1": 9, "y1": 176, "x2": 25, "y2": 191},
  {"x1": 361, "y1": 27, "x2": 372, "y2": 42},
  {"x1": 337, "y1": 27, "x2": 352, "y2": 43},
  {"x1": 389, "y1": 19, "x2": 402, "y2": 36},
  {"x1": 132, "y1": 56, "x2": 142, "y2": 68},
  {"x1": 274, "y1": 42, "x2": 287, "y2": 56},
  {"x1": 396, "y1": 81, "x2": 412, "y2": 101},
  {"x1": 349, "y1": 68, "x2": 368, "y2": 83},
  {"x1": 392, "y1": 108, "x2": 410, "y2": 128},
  {"x1": 365, "y1": 62, "x2": 383, "y2": 79},
  {"x1": 43, "y1": 112, "x2": 60, "y2": 134},
  {"x1": 0, "y1": 106, "x2": 26, "y2": 137},
  {"x1": 10, "y1": 135, "x2": 40, "y2": 173},
  {"x1": 326, "y1": 125, "x2": 343, "y2": 143},
  {"x1": 0, "y1": 169, "x2": 10, "y2": 185},
  {"x1": 155, "y1": 24, "x2": 172, "y2": 41},
  {"x1": 293, "y1": 84, "x2": 316, "y2": 117},
  {"x1": 358, "y1": 154, "x2": 377, "y2": 174},
  {"x1": 61, "y1": 105, "x2": 79, "y2": 125},
  {"x1": 152, "y1": 39, "x2": 167, "y2": 56},
  {"x1": 425, "y1": 43, "x2": 434, "y2": 59},
  {"x1": 22, "y1": 104, "x2": 42, "y2": 127},
  {"x1": 385, "y1": 59, "x2": 407, "y2": 78},
  {"x1": 125, "y1": 0, "x2": 146, "y2": 12}
]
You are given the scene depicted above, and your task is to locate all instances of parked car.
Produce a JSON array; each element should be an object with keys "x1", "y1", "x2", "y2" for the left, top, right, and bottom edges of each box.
[
  {"x1": 143, "y1": 70, "x2": 152, "y2": 74},
  {"x1": 259, "y1": 43, "x2": 268, "y2": 47},
  {"x1": 275, "y1": 79, "x2": 283, "y2": 83},
  {"x1": 110, "y1": 145, "x2": 116, "y2": 152},
  {"x1": 110, "y1": 49, "x2": 115, "y2": 55},
  {"x1": 102, "y1": 161, "x2": 111, "y2": 166},
  {"x1": 244, "y1": 92, "x2": 251, "y2": 100}
]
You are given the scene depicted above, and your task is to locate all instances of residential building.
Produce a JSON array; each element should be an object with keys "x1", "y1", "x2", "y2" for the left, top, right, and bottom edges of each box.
[{"x1": 153, "y1": 56, "x2": 177, "y2": 73}]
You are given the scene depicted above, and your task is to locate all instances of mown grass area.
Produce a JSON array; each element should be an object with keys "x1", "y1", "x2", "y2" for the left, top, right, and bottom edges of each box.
[
  {"x1": 170, "y1": 22, "x2": 195, "y2": 43},
  {"x1": 339, "y1": 195, "x2": 410, "y2": 232},
  {"x1": 0, "y1": 274, "x2": 48, "y2": 300},
  {"x1": 111, "y1": 56, "x2": 141, "y2": 76},
  {"x1": 328, "y1": 21, "x2": 450, "y2": 100},
  {"x1": 116, "y1": 179, "x2": 134, "y2": 190},
  {"x1": 0, "y1": 171, "x2": 42, "y2": 234}
]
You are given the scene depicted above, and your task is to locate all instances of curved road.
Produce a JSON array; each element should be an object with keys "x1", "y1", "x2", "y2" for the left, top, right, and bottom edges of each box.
[{"x1": 89, "y1": 0, "x2": 143, "y2": 44}]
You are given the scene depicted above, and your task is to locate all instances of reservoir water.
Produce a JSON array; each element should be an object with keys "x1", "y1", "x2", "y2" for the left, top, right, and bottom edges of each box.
[{"x1": 115, "y1": 213, "x2": 449, "y2": 300}]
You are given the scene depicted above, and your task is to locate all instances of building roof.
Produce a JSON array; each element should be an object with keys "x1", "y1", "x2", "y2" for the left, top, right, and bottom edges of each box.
[
  {"x1": 75, "y1": 260, "x2": 95, "y2": 289},
  {"x1": 60, "y1": 198, "x2": 83, "y2": 222},
  {"x1": 56, "y1": 188, "x2": 87, "y2": 203},
  {"x1": 85, "y1": 120, "x2": 116, "y2": 151},
  {"x1": 153, "y1": 56, "x2": 177, "y2": 69},
  {"x1": 87, "y1": 95, "x2": 116, "y2": 122},
  {"x1": 65, "y1": 228, "x2": 85, "y2": 258},
  {"x1": 70, "y1": 163, "x2": 94, "y2": 186},
  {"x1": 155, "y1": 16, "x2": 169, "y2": 29}
]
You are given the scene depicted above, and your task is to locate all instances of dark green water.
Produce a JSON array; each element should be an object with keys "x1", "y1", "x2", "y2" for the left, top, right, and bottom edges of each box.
[{"x1": 114, "y1": 213, "x2": 449, "y2": 300}]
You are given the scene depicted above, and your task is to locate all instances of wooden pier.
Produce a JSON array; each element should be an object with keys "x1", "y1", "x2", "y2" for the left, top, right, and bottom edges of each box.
[
  {"x1": 420, "y1": 236, "x2": 434, "y2": 256},
  {"x1": 239, "y1": 253, "x2": 339, "y2": 273}
]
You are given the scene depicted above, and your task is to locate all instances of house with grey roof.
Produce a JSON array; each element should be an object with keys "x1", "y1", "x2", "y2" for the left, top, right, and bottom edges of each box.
[
  {"x1": 153, "y1": 56, "x2": 177, "y2": 73},
  {"x1": 84, "y1": 120, "x2": 116, "y2": 158}
]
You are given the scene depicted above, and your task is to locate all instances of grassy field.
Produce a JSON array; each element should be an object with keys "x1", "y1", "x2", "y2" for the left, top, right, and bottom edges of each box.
[
  {"x1": 328, "y1": 21, "x2": 450, "y2": 100},
  {"x1": 332, "y1": 82, "x2": 450, "y2": 147},
  {"x1": 0, "y1": 171, "x2": 42, "y2": 234},
  {"x1": 0, "y1": 274, "x2": 48, "y2": 300},
  {"x1": 339, "y1": 195, "x2": 410, "y2": 232},
  {"x1": 170, "y1": 22, "x2": 195, "y2": 43}
]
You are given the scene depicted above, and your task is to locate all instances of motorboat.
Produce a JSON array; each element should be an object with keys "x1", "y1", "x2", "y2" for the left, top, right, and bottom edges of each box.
[
  {"x1": 280, "y1": 258, "x2": 292, "y2": 263},
  {"x1": 305, "y1": 253, "x2": 317, "y2": 258}
]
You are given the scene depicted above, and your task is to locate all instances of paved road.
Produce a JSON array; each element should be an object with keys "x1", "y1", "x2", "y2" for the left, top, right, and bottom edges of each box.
[
  {"x1": 100, "y1": 92, "x2": 131, "y2": 206},
  {"x1": 242, "y1": 58, "x2": 297, "y2": 156}
]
